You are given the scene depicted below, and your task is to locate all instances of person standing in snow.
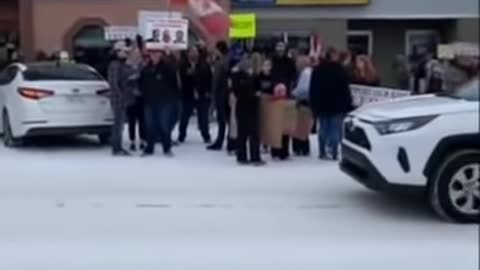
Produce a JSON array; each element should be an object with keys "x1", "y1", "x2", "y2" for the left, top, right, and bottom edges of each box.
[
  {"x1": 139, "y1": 49, "x2": 180, "y2": 157},
  {"x1": 310, "y1": 47, "x2": 353, "y2": 160},
  {"x1": 108, "y1": 47, "x2": 136, "y2": 156},
  {"x1": 270, "y1": 42, "x2": 297, "y2": 160},
  {"x1": 208, "y1": 41, "x2": 231, "y2": 151},
  {"x1": 231, "y1": 57, "x2": 265, "y2": 166}
]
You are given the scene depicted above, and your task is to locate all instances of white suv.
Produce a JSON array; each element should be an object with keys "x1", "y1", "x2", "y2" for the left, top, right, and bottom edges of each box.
[{"x1": 340, "y1": 79, "x2": 479, "y2": 223}]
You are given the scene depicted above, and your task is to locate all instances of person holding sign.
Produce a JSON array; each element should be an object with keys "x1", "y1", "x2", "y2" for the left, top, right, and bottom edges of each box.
[{"x1": 139, "y1": 49, "x2": 180, "y2": 157}]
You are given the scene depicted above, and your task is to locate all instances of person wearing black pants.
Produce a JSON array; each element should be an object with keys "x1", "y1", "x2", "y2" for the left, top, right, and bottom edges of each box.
[
  {"x1": 127, "y1": 97, "x2": 145, "y2": 151},
  {"x1": 178, "y1": 46, "x2": 212, "y2": 143},
  {"x1": 231, "y1": 58, "x2": 265, "y2": 166},
  {"x1": 271, "y1": 42, "x2": 297, "y2": 160},
  {"x1": 207, "y1": 41, "x2": 230, "y2": 151}
]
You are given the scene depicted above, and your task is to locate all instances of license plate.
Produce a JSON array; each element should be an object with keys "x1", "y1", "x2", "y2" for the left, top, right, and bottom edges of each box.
[{"x1": 66, "y1": 96, "x2": 85, "y2": 103}]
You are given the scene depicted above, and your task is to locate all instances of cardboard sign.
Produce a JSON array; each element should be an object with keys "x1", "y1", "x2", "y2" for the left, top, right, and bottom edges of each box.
[
  {"x1": 350, "y1": 84, "x2": 410, "y2": 107},
  {"x1": 229, "y1": 13, "x2": 256, "y2": 38},
  {"x1": 143, "y1": 18, "x2": 189, "y2": 50}
]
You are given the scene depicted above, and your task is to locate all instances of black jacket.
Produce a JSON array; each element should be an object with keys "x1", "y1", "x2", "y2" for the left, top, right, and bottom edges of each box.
[
  {"x1": 256, "y1": 72, "x2": 274, "y2": 95},
  {"x1": 139, "y1": 61, "x2": 179, "y2": 105},
  {"x1": 309, "y1": 62, "x2": 353, "y2": 116},
  {"x1": 179, "y1": 59, "x2": 212, "y2": 101},
  {"x1": 271, "y1": 55, "x2": 296, "y2": 95},
  {"x1": 231, "y1": 70, "x2": 258, "y2": 110}
]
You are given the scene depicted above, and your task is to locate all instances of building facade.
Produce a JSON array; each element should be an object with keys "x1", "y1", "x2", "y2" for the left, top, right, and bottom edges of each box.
[
  {"x1": 233, "y1": 0, "x2": 479, "y2": 87},
  {"x1": 0, "y1": 0, "x2": 230, "y2": 63}
]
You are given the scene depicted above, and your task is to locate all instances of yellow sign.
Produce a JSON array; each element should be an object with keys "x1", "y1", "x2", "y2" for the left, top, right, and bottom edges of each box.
[
  {"x1": 229, "y1": 13, "x2": 256, "y2": 39},
  {"x1": 277, "y1": 0, "x2": 368, "y2": 5}
]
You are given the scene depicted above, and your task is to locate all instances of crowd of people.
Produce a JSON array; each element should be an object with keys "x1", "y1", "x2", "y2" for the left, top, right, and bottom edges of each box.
[{"x1": 106, "y1": 36, "x2": 363, "y2": 166}]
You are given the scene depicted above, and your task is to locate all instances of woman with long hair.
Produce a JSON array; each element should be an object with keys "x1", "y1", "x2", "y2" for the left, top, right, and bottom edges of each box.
[{"x1": 352, "y1": 55, "x2": 380, "y2": 86}]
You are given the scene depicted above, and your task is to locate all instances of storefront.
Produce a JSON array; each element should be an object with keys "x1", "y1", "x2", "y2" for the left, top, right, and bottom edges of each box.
[
  {"x1": 232, "y1": 0, "x2": 479, "y2": 87},
  {"x1": 5, "y1": 0, "x2": 230, "y2": 61}
]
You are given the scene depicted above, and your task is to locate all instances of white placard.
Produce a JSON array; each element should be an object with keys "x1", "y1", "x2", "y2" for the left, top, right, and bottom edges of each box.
[
  {"x1": 138, "y1": 11, "x2": 188, "y2": 50},
  {"x1": 104, "y1": 26, "x2": 138, "y2": 41},
  {"x1": 350, "y1": 84, "x2": 410, "y2": 107}
]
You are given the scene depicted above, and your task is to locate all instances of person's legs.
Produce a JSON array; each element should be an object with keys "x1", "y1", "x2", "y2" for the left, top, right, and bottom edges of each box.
[
  {"x1": 197, "y1": 97, "x2": 211, "y2": 143},
  {"x1": 318, "y1": 116, "x2": 328, "y2": 158},
  {"x1": 280, "y1": 135, "x2": 290, "y2": 160},
  {"x1": 236, "y1": 112, "x2": 248, "y2": 163},
  {"x1": 126, "y1": 105, "x2": 137, "y2": 146},
  {"x1": 159, "y1": 103, "x2": 174, "y2": 154},
  {"x1": 143, "y1": 105, "x2": 156, "y2": 155},
  {"x1": 111, "y1": 106, "x2": 127, "y2": 154},
  {"x1": 328, "y1": 115, "x2": 343, "y2": 160},
  {"x1": 208, "y1": 100, "x2": 227, "y2": 150},
  {"x1": 249, "y1": 116, "x2": 262, "y2": 163},
  {"x1": 178, "y1": 100, "x2": 194, "y2": 142},
  {"x1": 137, "y1": 99, "x2": 146, "y2": 147}
]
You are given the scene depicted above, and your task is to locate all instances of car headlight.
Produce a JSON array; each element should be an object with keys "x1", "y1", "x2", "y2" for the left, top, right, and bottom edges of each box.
[{"x1": 373, "y1": 115, "x2": 438, "y2": 135}]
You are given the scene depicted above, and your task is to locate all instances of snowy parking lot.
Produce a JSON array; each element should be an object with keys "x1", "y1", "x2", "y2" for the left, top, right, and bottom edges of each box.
[{"x1": 0, "y1": 132, "x2": 478, "y2": 270}]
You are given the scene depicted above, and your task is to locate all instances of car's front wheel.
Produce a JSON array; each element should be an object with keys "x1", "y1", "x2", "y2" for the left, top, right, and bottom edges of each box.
[
  {"x1": 2, "y1": 110, "x2": 21, "y2": 148},
  {"x1": 429, "y1": 150, "x2": 480, "y2": 223}
]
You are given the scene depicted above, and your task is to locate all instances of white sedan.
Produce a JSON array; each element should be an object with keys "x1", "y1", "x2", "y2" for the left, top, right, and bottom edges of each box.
[{"x1": 0, "y1": 62, "x2": 113, "y2": 146}]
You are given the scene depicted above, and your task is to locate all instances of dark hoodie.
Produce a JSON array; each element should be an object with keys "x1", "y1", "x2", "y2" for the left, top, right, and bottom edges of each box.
[{"x1": 139, "y1": 60, "x2": 179, "y2": 105}]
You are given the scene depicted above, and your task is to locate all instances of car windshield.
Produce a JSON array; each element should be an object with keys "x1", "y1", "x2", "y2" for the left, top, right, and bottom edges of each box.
[
  {"x1": 438, "y1": 79, "x2": 479, "y2": 101},
  {"x1": 23, "y1": 63, "x2": 103, "y2": 81}
]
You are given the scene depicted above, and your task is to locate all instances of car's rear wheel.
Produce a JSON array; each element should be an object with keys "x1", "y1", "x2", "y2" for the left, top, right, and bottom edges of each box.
[
  {"x1": 98, "y1": 133, "x2": 111, "y2": 145},
  {"x1": 429, "y1": 150, "x2": 480, "y2": 223},
  {"x1": 2, "y1": 110, "x2": 21, "y2": 148}
]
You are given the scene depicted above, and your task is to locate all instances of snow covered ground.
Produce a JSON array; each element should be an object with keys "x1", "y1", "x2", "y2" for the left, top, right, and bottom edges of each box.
[{"x1": 0, "y1": 130, "x2": 477, "y2": 270}]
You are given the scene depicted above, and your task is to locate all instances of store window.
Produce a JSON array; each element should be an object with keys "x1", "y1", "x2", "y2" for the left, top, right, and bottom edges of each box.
[{"x1": 347, "y1": 30, "x2": 373, "y2": 55}]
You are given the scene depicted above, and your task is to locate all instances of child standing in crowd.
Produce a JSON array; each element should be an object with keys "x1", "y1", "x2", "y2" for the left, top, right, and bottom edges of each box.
[{"x1": 231, "y1": 58, "x2": 265, "y2": 166}]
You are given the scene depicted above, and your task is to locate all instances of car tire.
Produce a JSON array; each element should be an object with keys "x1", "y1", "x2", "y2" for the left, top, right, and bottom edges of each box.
[
  {"x1": 2, "y1": 110, "x2": 21, "y2": 148},
  {"x1": 98, "y1": 133, "x2": 111, "y2": 145},
  {"x1": 429, "y1": 150, "x2": 480, "y2": 223}
]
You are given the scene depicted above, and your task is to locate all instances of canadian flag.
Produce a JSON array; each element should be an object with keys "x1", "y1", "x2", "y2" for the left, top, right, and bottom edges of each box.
[{"x1": 188, "y1": 0, "x2": 229, "y2": 37}]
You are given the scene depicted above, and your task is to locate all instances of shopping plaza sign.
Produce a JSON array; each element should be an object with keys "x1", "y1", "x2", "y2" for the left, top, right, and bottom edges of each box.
[{"x1": 232, "y1": 0, "x2": 368, "y2": 6}]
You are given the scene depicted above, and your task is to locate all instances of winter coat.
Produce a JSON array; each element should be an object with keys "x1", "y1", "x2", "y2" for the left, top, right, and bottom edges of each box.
[
  {"x1": 139, "y1": 61, "x2": 180, "y2": 105},
  {"x1": 212, "y1": 55, "x2": 230, "y2": 105},
  {"x1": 271, "y1": 55, "x2": 296, "y2": 95},
  {"x1": 232, "y1": 69, "x2": 259, "y2": 118},
  {"x1": 108, "y1": 59, "x2": 136, "y2": 109},
  {"x1": 180, "y1": 59, "x2": 213, "y2": 101},
  {"x1": 309, "y1": 61, "x2": 353, "y2": 116}
]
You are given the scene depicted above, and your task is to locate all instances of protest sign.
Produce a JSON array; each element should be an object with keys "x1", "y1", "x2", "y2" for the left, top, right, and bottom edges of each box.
[
  {"x1": 229, "y1": 13, "x2": 256, "y2": 38},
  {"x1": 104, "y1": 26, "x2": 138, "y2": 41},
  {"x1": 138, "y1": 11, "x2": 188, "y2": 50},
  {"x1": 350, "y1": 84, "x2": 410, "y2": 107}
]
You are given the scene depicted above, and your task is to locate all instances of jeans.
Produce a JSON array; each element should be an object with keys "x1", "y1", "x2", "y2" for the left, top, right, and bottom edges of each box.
[
  {"x1": 111, "y1": 106, "x2": 127, "y2": 153},
  {"x1": 144, "y1": 103, "x2": 176, "y2": 154},
  {"x1": 127, "y1": 97, "x2": 145, "y2": 143},
  {"x1": 318, "y1": 115, "x2": 343, "y2": 159},
  {"x1": 178, "y1": 98, "x2": 211, "y2": 142}
]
